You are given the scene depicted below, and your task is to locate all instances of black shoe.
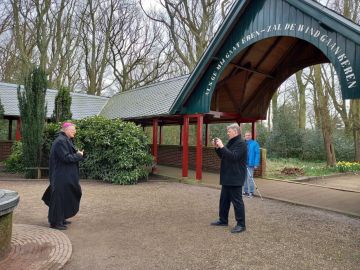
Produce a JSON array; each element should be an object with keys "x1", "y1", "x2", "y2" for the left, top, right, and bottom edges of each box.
[
  {"x1": 231, "y1": 225, "x2": 246, "y2": 233},
  {"x1": 63, "y1": 220, "x2": 72, "y2": 225},
  {"x1": 50, "y1": 223, "x2": 67, "y2": 230},
  {"x1": 243, "y1": 192, "x2": 249, "y2": 196},
  {"x1": 210, "y1": 220, "x2": 228, "y2": 226}
]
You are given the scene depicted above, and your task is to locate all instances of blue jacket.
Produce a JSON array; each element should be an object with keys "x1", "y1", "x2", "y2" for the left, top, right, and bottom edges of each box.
[{"x1": 246, "y1": 139, "x2": 260, "y2": 167}]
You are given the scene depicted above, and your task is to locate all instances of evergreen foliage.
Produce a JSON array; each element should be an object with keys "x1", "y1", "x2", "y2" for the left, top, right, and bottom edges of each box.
[
  {"x1": 4, "y1": 141, "x2": 24, "y2": 173},
  {"x1": 52, "y1": 86, "x2": 72, "y2": 122},
  {"x1": 17, "y1": 66, "x2": 47, "y2": 178},
  {"x1": 74, "y1": 116, "x2": 153, "y2": 184},
  {"x1": 266, "y1": 104, "x2": 304, "y2": 158}
]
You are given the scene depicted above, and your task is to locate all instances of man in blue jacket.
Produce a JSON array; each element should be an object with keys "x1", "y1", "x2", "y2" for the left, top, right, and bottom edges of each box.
[
  {"x1": 243, "y1": 131, "x2": 260, "y2": 198},
  {"x1": 210, "y1": 123, "x2": 247, "y2": 233}
]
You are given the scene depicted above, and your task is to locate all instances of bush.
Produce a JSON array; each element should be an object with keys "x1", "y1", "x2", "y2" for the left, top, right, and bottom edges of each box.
[
  {"x1": 332, "y1": 130, "x2": 355, "y2": 161},
  {"x1": 4, "y1": 141, "x2": 25, "y2": 173},
  {"x1": 267, "y1": 105, "x2": 304, "y2": 158},
  {"x1": 74, "y1": 116, "x2": 153, "y2": 184},
  {"x1": 301, "y1": 129, "x2": 326, "y2": 160},
  {"x1": 17, "y1": 66, "x2": 47, "y2": 178},
  {"x1": 41, "y1": 122, "x2": 61, "y2": 166}
]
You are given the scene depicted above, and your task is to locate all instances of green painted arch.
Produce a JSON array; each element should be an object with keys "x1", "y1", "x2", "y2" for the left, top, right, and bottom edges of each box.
[
  {"x1": 184, "y1": 33, "x2": 350, "y2": 115},
  {"x1": 173, "y1": 0, "x2": 360, "y2": 115}
]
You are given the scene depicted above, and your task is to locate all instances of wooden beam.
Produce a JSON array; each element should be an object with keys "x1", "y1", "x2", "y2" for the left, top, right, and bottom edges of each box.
[
  {"x1": 228, "y1": 62, "x2": 274, "y2": 79},
  {"x1": 182, "y1": 115, "x2": 189, "y2": 177},
  {"x1": 15, "y1": 118, "x2": 21, "y2": 141},
  {"x1": 152, "y1": 119, "x2": 158, "y2": 172},
  {"x1": 252, "y1": 122, "x2": 257, "y2": 139},
  {"x1": 8, "y1": 119, "x2": 12, "y2": 140},
  {"x1": 196, "y1": 114, "x2": 203, "y2": 180}
]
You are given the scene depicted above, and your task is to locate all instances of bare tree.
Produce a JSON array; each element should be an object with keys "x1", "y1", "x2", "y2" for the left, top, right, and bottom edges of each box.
[
  {"x1": 10, "y1": 0, "x2": 81, "y2": 88},
  {"x1": 312, "y1": 65, "x2": 337, "y2": 166},
  {"x1": 320, "y1": 64, "x2": 351, "y2": 133},
  {"x1": 141, "y1": 0, "x2": 229, "y2": 73},
  {"x1": 78, "y1": 0, "x2": 118, "y2": 96},
  {"x1": 327, "y1": 0, "x2": 360, "y2": 160},
  {"x1": 108, "y1": 1, "x2": 173, "y2": 92},
  {"x1": 295, "y1": 70, "x2": 311, "y2": 129}
]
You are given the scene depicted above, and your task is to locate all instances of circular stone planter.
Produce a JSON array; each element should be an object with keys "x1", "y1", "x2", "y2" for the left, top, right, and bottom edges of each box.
[{"x1": 0, "y1": 189, "x2": 19, "y2": 260}]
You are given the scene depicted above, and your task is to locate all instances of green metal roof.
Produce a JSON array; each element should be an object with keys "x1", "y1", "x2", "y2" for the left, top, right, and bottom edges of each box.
[
  {"x1": 0, "y1": 82, "x2": 108, "y2": 119},
  {"x1": 100, "y1": 76, "x2": 188, "y2": 120}
]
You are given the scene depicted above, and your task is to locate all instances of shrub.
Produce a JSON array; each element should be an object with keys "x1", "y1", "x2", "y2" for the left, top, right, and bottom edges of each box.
[
  {"x1": 52, "y1": 86, "x2": 72, "y2": 122},
  {"x1": 332, "y1": 130, "x2": 355, "y2": 161},
  {"x1": 267, "y1": 105, "x2": 304, "y2": 158},
  {"x1": 301, "y1": 129, "x2": 326, "y2": 161},
  {"x1": 17, "y1": 66, "x2": 47, "y2": 178},
  {"x1": 41, "y1": 122, "x2": 61, "y2": 166},
  {"x1": 4, "y1": 141, "x2": 25, "y2": 173},
  {"x1": 74, "y1": 116, "x2": 153, "y2": 184}
]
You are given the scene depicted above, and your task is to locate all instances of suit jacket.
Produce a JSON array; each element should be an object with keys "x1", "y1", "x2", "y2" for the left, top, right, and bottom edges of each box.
[{"x1": 215, "y1": 135, "x2": 247, "y2": 186}]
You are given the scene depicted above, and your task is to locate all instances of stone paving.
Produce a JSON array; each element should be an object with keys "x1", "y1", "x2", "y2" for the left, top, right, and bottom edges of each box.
[
  {"x1": 0, "y1": 224, "x2": 72, "y2": 270},
  {"x1": 155, "y1": 165, "x2": 360, "y2": 217},
  {"x1": 0, "y1": 169, "x2": 359, "y2": 269}
]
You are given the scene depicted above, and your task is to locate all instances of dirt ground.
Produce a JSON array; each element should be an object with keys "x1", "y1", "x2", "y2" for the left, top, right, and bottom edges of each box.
[{"x1": 1, "y1": 179, "x2": 360, "y2": 270}]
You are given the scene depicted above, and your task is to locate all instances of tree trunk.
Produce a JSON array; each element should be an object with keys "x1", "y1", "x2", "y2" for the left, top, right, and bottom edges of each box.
[
  {"x1": 296, "y1": 71, "x2": 306, "y2": 129},
  {"x1": 351, "y1": 100, "x2": 360, "y2": 161},
  {"x1": 314, "y1": 65, "x2": 336, "y2": 166},
  {"x1": 271, "y1": 90, "x2": 278, "y2": 130}
]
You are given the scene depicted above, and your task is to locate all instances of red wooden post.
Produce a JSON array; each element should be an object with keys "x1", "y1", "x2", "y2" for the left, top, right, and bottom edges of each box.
[
  {"x1": 15, "y1": 118, "x2": 21, "y2": 141},
  {"x1": 196, "y1": 115, "x2": 203, "y2": 180},
  {"x1": 252, "y1": 122, "x2": 257, "y2": 139},
  {"x1": 152, "y1": 119, "x2": 158, "y2": 172},
  {"x1": 182, "y1": 115, "x2": 189, "y2": 177}
]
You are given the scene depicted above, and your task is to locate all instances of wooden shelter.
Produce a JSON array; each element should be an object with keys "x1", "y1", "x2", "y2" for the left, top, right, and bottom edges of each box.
[{"x1": 101, "y1": 0, "x2": 360, "y2": 180}]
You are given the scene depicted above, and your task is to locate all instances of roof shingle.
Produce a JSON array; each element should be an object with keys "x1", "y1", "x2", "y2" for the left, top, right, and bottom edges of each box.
[
  {"x1": 100, "y1": 76, "x2": 188, "y2": 119},
  {"x1": 0, "y1": 82, "x2": 108, "y2": 119}
]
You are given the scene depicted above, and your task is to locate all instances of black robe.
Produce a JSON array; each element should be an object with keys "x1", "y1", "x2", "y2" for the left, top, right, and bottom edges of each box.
[{"x1": 42, "y1": 132, "x2": 84, "y2": 224}]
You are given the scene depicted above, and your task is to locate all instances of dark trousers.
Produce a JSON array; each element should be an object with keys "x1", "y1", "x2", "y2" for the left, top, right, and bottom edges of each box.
[{"x1": 219, "y1": 186, "x2": 245, "y2": 227}]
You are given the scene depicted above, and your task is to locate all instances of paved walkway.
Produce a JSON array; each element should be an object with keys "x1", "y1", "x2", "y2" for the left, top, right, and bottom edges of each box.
[
  {"x1": 1, "y1": 172, "x2": 359, "y2": 269},
  {"x1": 0, "y1": 224, "x2": 72, "y2": 270},
  {"x1": 155, "y1": 165, "x2": 360, "y2": 217}
]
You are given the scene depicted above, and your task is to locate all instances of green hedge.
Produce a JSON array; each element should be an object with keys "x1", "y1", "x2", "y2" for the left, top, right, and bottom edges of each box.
[
  {"x1": 74, "y1": 116, "x2": 153, "y2": 184},
  {"x1": 6, "y1": 117, "x2": 153, "y2": 184},
  {"x1": 4, "y1": 141, "x2": 25, "y2": 173}
]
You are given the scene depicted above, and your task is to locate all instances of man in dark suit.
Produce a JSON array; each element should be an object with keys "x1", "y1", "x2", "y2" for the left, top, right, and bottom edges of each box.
[{"x1": 210, "y1": 123, "x2": 247, "y2": 233}]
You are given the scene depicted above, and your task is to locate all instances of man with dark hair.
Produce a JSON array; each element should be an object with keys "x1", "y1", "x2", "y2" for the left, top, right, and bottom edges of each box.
[
  {"x1": 210, "y1": 123, "x2": 248, "y2": 233},
  {"x1": 42, "y1": 122, "x2": 84, "y2": 230}
]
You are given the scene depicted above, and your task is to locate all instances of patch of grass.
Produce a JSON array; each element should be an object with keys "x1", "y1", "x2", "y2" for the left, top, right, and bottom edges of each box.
[{"x1": 265, "y1": 158, "x2": 338, "y2": 180}]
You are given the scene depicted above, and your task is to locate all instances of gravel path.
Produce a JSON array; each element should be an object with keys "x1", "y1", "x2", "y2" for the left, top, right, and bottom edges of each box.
[{"x1": 2, "y1": 179, "x2": 360, "y2": 270}]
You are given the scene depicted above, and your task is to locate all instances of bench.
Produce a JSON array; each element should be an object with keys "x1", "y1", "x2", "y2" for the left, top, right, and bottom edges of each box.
[{"x1": 25, "y1": 167, "x2": 49, "y2": 179}]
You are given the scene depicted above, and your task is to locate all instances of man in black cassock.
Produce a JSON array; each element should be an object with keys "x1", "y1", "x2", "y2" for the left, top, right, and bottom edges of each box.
[
  {"x1": 210, "y1": 123, "x2": 248, "y2": 233},
  {"x1": 42, "y1": 122, "x2": 84, "y2": 230}
]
